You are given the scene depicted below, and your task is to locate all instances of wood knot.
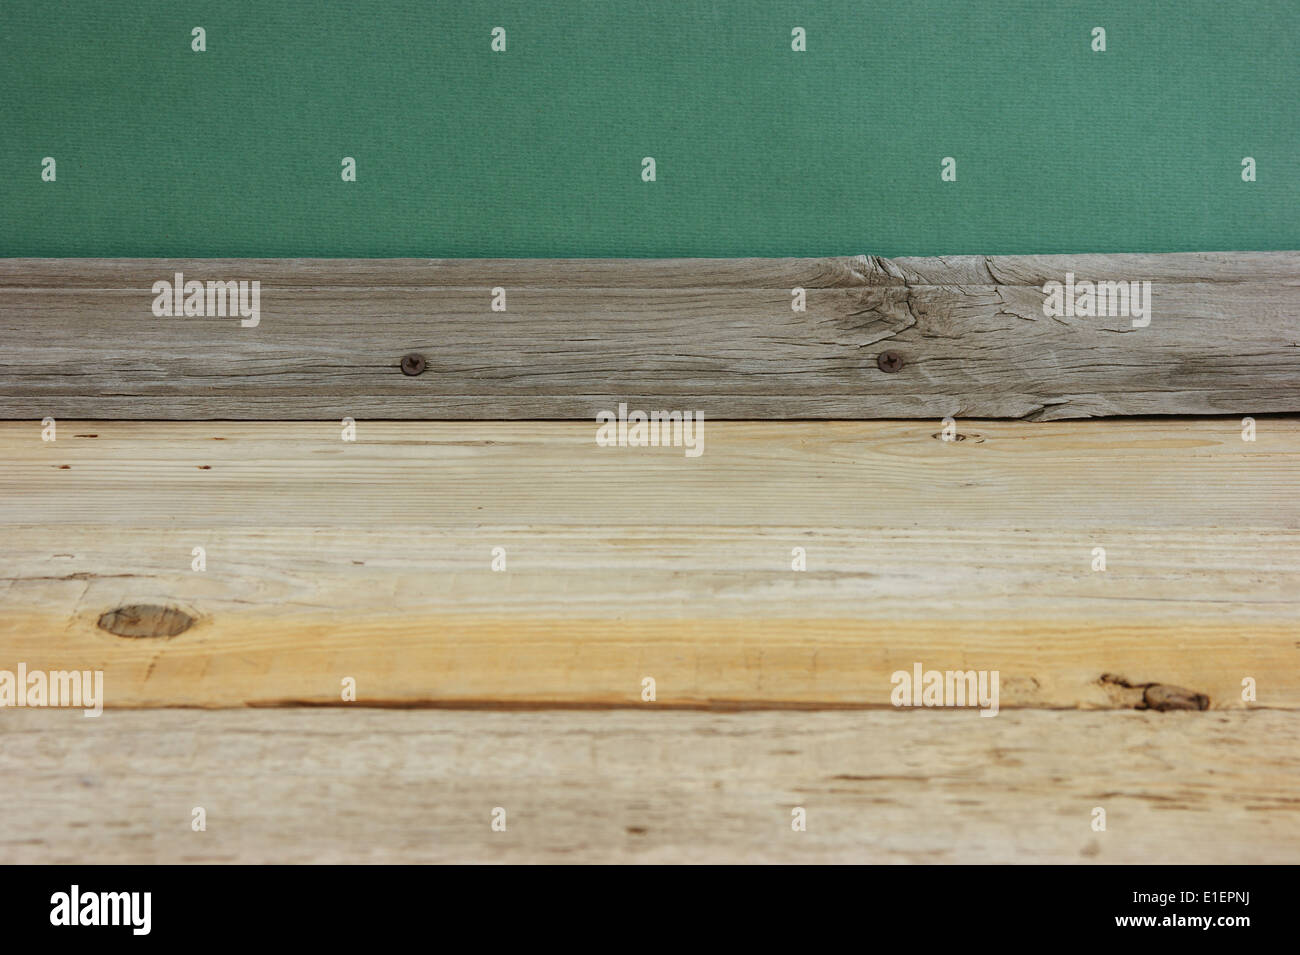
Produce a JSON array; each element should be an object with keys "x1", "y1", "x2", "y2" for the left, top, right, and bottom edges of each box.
[
  {"x1": 1142, "y1": 684, "x2": 1210, "y2": 712},
  {"x1": 1099, "y1": 673, "x2": 1210, "y2": 711},
  {"x1": 97, "y1": 604, "x2": 195, "y2": 639}
]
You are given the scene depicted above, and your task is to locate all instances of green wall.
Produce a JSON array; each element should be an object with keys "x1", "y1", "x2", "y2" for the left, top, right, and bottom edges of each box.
[{"x1": 2, "y1": 1, "x2": 1295, "y2": 256}]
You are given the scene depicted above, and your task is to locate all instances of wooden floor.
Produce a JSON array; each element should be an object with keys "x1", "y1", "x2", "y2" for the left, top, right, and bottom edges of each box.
[
  {"x1": 2, "y1": 419, "x2": 1297, "y2": 710},
  {"x1": 2, "y1": 416, "x2": 1298, "y2": 862},
  {"x1": 2, "y1": 251, "x2": 1297, "y2": 863},
  {"x1": 2, "y1": 708, "x2": 1296, "y2": 864}
]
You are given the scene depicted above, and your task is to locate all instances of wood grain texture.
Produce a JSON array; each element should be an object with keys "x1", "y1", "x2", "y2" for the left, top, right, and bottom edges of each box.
[
  {"x1": 1, "y1": 708, "x2": 1296, "y2": 864},
  {"x1": 2, "y1": 252, "x2": 1296, "y2": 419},
  {"x1": 2, "y1": 419, "x2": 1296, "y2": 709}
]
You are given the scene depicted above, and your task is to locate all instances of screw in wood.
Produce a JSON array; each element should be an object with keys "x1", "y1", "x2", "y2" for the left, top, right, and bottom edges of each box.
[
  {"x1": 399, "y1": 353, "x2": 427, "y2": 376},
  {"x1": 876, "y1": 351, "x2": 904, "y2": 373}
]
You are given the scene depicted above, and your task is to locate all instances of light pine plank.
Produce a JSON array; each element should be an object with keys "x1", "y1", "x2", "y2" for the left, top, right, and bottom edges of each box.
[
  {"x1": 1, "y1": 419, "x2": 1295, "y2": 709},
  {"x1": 1, "y1": 708, "x2": 1296, "y2": 864},
  {"x1": 1, "y1": 253, "x2": 1296, "y2": 419}
]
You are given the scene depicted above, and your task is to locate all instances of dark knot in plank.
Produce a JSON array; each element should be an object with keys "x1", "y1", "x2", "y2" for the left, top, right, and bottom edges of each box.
[
  {"x1": 1099, "y1": 673, "x2": 1210, "y2": 711},
  {"x1": 97, "y1": 604, "x2": 195, "y2": 639}
]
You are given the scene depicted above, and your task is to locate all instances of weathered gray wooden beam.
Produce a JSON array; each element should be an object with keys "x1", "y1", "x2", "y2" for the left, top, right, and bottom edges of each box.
[{"x1": 1, "y1": 252, "x2": 1295, "y2": 419}]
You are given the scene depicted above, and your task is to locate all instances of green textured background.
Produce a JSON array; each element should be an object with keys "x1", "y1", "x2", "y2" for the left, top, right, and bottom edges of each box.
[{"x1": 2, "y1": 0, "x2": 1295, "y2": 257}]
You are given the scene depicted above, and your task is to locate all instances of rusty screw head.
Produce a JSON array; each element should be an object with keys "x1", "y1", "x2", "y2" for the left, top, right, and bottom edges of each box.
[
  {"x1": 399, "y1": 353, "x2": 427, "y2": 376},
  {"x1": 876, "y1": 351, "x2": 904, "y2": 373}
]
